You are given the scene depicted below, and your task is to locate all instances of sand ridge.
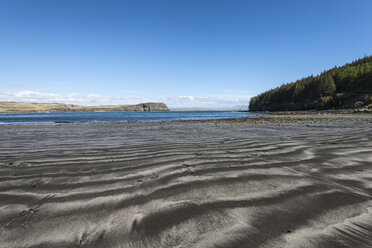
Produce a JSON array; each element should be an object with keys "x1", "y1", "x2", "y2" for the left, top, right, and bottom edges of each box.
[{"x1": 0, "y1": 121, "x2": 371, "y2": 247}]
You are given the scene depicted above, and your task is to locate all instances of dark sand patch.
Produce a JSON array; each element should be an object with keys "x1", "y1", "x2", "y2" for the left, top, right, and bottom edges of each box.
[{"x1": 0, "y1": 118, "x2": 372, "y2": 247}]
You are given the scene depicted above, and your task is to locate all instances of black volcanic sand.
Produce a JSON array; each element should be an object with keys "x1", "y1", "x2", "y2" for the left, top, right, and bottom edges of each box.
[{"x1": 0, "y1": 117, "x2": 372, "y2": 248}]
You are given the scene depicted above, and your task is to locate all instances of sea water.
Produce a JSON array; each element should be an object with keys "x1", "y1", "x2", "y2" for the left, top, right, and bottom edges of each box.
[{"x1": 0, "y1": 111, "x2": 265, "y2": 125}]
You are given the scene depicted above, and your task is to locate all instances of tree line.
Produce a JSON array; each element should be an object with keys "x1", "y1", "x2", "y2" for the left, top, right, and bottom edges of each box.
[{"x1": 249, "y1": 56, "x2": 372, "y2": 111}]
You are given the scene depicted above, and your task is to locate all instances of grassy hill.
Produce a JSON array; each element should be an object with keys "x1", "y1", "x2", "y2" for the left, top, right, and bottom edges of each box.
[
  {"x1": 249, "y1": 56, "x2": 372, "y2": 111},
  {"x1": 0, "y1": 102, "x2": 169, "y2": 114}
]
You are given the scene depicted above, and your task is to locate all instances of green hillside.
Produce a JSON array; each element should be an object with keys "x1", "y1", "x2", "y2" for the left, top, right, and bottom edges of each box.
[{"x1": 249, "y1": 56, "x2": 372, "y2": 111}]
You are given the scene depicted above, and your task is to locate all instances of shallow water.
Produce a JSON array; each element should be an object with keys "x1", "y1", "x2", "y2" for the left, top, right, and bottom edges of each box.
[{"x1": 0, "y1": 111, "x2": 264, "y2": 125}]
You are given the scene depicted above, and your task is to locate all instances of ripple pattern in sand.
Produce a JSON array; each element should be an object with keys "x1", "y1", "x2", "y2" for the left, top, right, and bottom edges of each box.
[{"x1": 0, "y1": 123, "x2": 371, "y2": 248}]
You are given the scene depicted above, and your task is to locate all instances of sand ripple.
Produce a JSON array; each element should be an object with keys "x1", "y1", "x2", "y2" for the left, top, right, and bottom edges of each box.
[{"x1": 0, "y1": 123, "x2": 371, "y2": 247}]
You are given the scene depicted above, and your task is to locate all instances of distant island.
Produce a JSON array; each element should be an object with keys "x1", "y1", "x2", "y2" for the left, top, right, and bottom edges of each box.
[
  {"x1": 0, "y1": 102, "x2": 169, "y2": 114},
  {"x1": 249, "y1": 56, "x2": 372, "y2": 111}
]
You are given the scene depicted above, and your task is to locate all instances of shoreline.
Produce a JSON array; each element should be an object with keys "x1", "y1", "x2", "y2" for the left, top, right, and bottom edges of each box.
[{"x1": 1, "y1": 111, "x2": 371, "y2": 127}]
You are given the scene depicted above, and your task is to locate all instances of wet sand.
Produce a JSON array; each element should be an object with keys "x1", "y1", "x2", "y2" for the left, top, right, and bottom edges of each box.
[{"x1": 0, "y1": 117, "x2": 372, "y2": 247}]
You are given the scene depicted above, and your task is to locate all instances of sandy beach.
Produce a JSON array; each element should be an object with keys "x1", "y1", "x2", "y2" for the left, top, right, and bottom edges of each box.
[{"x1": 0, "y1": 115, "x2": 372, "y2": 248}]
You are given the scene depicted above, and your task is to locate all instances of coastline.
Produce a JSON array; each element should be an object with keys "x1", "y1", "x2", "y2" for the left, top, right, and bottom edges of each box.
[
  {"x1": 1, "y1": 110, "x2": 371, "y2": 127},
  {"x1": 198, "y1": 112, "x2": 372, "y2": 125}
]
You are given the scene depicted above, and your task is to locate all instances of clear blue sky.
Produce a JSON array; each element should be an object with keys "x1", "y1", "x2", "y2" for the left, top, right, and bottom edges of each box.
[{"x1": 0, "y1": 0, "x2": 371, "y2": 108}]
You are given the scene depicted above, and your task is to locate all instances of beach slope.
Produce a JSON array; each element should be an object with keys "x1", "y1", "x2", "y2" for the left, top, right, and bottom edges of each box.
[{"x1": 0, "y1": 118, "x2": 371, "y2": 247}]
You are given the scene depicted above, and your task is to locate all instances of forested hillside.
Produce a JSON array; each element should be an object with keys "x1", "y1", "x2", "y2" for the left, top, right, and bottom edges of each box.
[{"x1": 249, "y1": 56, "x2": 372, "y2": 111}]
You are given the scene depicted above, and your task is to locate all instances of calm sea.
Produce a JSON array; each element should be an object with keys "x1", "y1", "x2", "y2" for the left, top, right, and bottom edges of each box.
[{"x1": 0, "y1": 111, "x2": 264, "y2": 125}]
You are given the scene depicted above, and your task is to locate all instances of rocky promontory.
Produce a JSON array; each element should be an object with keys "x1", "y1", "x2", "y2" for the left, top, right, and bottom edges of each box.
[{"x1": 0, "y1": 102, "x2": 169, "y2": 114}]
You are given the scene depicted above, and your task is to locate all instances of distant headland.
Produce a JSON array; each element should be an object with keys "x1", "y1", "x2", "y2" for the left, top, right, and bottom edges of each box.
[
  {"x1": 0, "y1": 102, "x2": 169, "y2": 114},
  {"x1": 249, "y1": 56, "x2": 372, "y2": 111}
]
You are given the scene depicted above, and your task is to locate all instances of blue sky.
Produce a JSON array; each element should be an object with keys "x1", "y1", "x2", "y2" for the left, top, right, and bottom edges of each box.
[{"x1": 0, "y1": 0, "x2": 371, "y2": 108}]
